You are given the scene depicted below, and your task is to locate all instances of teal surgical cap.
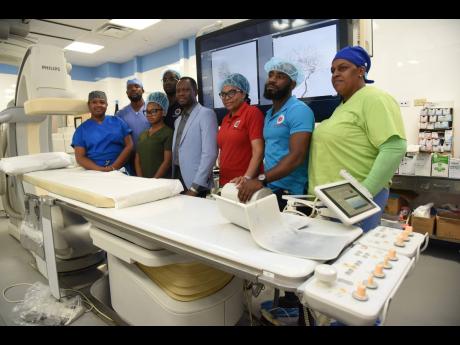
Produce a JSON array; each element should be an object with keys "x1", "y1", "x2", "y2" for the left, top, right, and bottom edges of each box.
[
  {"x1": 146, "y1": 92, "x2": 169, "y2": 113},
  {"x1": 219, "y1": 73, "x2": 250, "y2": 94},
  {"x1": 264, "y1": 57, "x2": 305, "y2": 85}
]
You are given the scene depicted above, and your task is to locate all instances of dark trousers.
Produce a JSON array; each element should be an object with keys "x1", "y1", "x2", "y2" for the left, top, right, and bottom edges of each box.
[
  {"x1": 271, "y1": 188, "x2": 312, "y2": 325},
  {"x1": 173, "y1": 165, "x2": 208, "y2": 198}
]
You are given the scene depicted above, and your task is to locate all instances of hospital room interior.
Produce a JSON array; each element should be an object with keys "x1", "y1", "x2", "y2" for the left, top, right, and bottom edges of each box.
[{"x1": 0, "y1": 18, "x2": 459, "y2": 326}]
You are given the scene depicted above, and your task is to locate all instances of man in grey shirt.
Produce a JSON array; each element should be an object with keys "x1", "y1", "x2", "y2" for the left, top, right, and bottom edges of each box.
[{"x1": 172, "y1": 77, "x2": 218, "y2": 197}]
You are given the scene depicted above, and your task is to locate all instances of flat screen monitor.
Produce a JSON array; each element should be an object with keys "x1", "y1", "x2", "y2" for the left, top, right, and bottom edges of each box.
[
  {"x1": 196, "y1": 19, "x2": 353, "y2": 124},
  {"x1": 314, "y1": 181, "x2": 380, "y2": 226}
]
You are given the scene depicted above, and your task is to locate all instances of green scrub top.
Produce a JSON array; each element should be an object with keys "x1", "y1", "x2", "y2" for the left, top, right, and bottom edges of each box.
[
  {"x1": 137, "y1": 126, "x2": 173, "y2": 178},
  {"x1": 308, "y1": 86, "x2": 406, "y2": 195}
]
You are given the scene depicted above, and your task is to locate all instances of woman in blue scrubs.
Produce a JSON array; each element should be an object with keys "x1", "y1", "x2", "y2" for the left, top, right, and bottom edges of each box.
[{"x1": 72, "y1": 91, "x2": 134, "y2": 172}]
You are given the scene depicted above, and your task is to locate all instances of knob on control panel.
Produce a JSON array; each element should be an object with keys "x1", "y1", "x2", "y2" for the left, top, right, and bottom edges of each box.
[
  {"x1": 364, "y1": 274, "x2": 378, "y2": 289},
  {"x1": 383, "y1": 255, "x2": 393, "y2": 269},
  {"x1": 402, "y1": 230, "x2": 410, "y2": 242},
  {"x1": 352, "y1": 282, "x2": 368, "y2": 301},
  {"x1": 387, "y1": 248, "x2": 398, "y2": 261},
  {"x1": 394, "y1": 234, "x2": 406, "y2": 247},
  {"x1": 315, "y1": 264, "x2": 337, "y2": 284},
  {"x1": 403, "y1": 225, "x2": 414, "y2": 237},
  {"x1": 373, "y1": 263, "x2": 385, "y2": 278}
]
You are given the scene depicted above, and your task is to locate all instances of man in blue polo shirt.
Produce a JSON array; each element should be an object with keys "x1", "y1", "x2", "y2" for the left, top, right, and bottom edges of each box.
[
  {"x1": 235, "y1": 57, "x2": 315, "y2": 325},
  {"x1": 237, "y1": 57, "x2": 315, "y2": 210}
]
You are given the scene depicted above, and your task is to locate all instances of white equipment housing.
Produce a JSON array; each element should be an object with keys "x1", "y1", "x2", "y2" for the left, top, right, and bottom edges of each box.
[{"x1": 0, "y1": 44, "x2": 101, "y2": 275}]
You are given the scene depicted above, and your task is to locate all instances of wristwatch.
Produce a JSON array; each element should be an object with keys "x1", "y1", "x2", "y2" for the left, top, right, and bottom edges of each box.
[{"x1": 257, "y1": 174, "x2": 267, "y2": 187}]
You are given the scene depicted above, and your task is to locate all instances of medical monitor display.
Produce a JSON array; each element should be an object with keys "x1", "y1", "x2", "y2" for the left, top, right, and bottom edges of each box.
[
  {"x1": 273, "y1": 25, "x2": 337, "y2": 99},
  {"x1": 196, "y1": 19, "x2": 353, "y2": 123},
  {"x1": 321, "y1": 183, "x2": 377, "y2": 218},
  {"x1": 211, "y1": 41, "x2": 259, "y2": 108}
]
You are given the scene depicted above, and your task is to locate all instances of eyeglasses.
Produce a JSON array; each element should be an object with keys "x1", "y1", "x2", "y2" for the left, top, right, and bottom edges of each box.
[
  {"x1": 161, "y1": 77, "x2": 178, "y2": 82},
  {"x1": 219, "y1": 89, "x2": 242, "y2": 99},
  {"x1": 145, "y1": 109, "x2": 163, "y2": 115}
]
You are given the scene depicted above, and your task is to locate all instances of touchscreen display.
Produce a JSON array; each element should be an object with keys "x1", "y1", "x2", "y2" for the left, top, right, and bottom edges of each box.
[{"x1": 321, "y1": 183, "x2": 376, "y2": 218}]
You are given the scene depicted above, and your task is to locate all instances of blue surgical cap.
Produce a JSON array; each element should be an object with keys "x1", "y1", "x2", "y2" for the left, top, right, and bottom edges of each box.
[
  {"x1": 333, "y1": 46, "x2": 374, "y2": 84},
  {"x1": 146, "y1": 92, "x2": 169, "y2": 113},
  {"x1": 162, "y1": 69, "x2": 181, "y2": 80},
  {"x1": 264, "y1": 57, "x2": 305, "y2": 85},
  {"x1": 219, "y1": 73, "x2": 250, "y2": 94},
  {"x1": 127, "y1": 78, "x2": 143, "y2": 88}
]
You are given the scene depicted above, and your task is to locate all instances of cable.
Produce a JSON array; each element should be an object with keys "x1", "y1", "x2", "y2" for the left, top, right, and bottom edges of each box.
[
  {"x1": 268, "y1": 307, "x2": 292, "y2": 319},
  {"x1": 2, "y1": 283, "x2": 114, "y2": 323},
  {"x1": 282, "y1": 196, "x2": 322, "y2": 219},
  {"x1": 242, "y1": 281, "x2": 253, "y2": 326},
  {"x1": 283, "y1": 209, "x2": 308, "y2": 217},
  {"x1": 2, "y1": 283, "x2": 33, "y2": 303},
  {"x1": 62, "y1": 288, "x2": 114, "y2": 323}
]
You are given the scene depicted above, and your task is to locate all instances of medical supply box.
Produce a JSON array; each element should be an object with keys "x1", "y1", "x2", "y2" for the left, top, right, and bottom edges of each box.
[
  {"x1": 436, "y1": 211, "x2": 460, "y2": 240},
  {"x1": 448, "y1": 158, "x2": 460, "y2": 179},
  {"x1": 431, "y1": 153, "x2": 450, "y2": 177},
  {"x1": 414, "y1": 153, "x2": 432, "y2": 176},
  {"x1": 410, "y1": 215, "x2": 436, "y2": 236},
  {"x1": 398, "y1": 152, "x2": 416, "y2": 175}
]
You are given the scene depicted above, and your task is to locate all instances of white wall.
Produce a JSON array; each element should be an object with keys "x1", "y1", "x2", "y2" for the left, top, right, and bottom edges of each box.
[
  {"x1": 371, "y1": 19, "x2": 460, "y2": 157},
  {"x1": 0, "y1": 74, "x2": 17, "y2": 110}
]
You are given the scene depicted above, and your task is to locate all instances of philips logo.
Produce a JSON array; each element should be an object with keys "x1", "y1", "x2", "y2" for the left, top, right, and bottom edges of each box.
[{"x1": 42, "y1": 65, "x2": 60, "y2": 72}]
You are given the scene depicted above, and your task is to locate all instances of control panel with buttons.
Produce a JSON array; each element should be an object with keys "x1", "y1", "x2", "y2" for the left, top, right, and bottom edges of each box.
[
  {"x1": 356, "y1": 225, "x2": 428, "y2": 259},
  {"x1": 299, "y1": 242, "x2": 413, "y2": 326}
]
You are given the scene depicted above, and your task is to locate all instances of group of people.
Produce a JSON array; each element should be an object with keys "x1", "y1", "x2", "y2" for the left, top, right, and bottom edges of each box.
[{"x1": 72, "y1": 45, "x2": 407, "y2": 233}]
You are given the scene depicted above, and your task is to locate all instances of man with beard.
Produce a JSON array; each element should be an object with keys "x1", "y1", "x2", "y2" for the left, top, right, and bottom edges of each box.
[
  {"x1": 116, "y1": 78, "x2": 149, "y2": 174},
  {"x1": 233, "y1": 57, "x2": 315, "y2": 325},
  {"x1": 162, "y1": 69, "x2": 182, "y2": 130},
  {"x1": 116, "y1": 78, "x2": 149, "y2": 148},
  {"x1": 236, "y1": 57, "x2": 315, "y2": 210}
]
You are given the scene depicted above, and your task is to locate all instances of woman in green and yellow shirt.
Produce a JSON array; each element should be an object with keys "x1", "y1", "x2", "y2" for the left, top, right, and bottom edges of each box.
[{"x1": 308, "y1": 46, "x2": 407, "y2": 232}]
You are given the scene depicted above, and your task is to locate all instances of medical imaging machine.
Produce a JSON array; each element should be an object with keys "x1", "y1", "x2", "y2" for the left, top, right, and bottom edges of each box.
[{"x1": 0, "y1": 44, "x2": 429, "y2": 326}]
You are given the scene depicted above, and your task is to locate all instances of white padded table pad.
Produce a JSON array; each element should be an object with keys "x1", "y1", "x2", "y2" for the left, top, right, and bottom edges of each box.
[
  {"x1": 45, "y1": 193, "x2": 320, "y2": 283},
  {"x1": 23, "y1": 167, "x2": 183, "y2": 208}
]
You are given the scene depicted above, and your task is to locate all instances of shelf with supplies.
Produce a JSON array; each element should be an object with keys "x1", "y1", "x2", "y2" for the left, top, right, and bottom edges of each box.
[
  {"x1": 418, "y1": 102, "x2": 454, "y2": 155},
  {"x1": 385, "y1": 174, "x2": 460, "y2": 244},
  {"x1": 391, "y1": 174, "x2": 460, "y2": 193}
]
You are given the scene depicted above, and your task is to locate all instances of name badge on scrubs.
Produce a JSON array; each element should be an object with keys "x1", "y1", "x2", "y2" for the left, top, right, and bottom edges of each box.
[
  {"x1": 233, "y1": 120, "x2": 241, "y2": 128},
  {"x1": 276, "y1": 114, "x2": 285, "y2": 125}
]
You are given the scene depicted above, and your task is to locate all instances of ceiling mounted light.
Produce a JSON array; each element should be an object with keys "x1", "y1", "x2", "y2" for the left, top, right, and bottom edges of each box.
[
  {"x1": 272, "y1": 19, "x2": 290, "y2": 31},
  {"x1": 64, "y1": 42, "x2": 104, "y2": 54},
  {"x1": 109, "y1": 19, "x2": 161, "y2": 30},
  {"x1": 291, "y1": 19, "x2": 308, "y2": 28}
]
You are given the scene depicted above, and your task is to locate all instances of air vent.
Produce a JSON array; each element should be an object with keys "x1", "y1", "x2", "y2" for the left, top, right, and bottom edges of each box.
[{"x1": 95, "y1": 23, "x2": 134, "y2": 39}]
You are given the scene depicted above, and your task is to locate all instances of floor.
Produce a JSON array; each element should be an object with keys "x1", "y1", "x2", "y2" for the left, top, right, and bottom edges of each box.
[{"x1": 0, "y1": 215, "x2": 459, "y2": 326}]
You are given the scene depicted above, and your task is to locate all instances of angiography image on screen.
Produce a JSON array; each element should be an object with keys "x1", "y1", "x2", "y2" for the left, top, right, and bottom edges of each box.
[
  {"x1": 211, "y1": 41, "x2": 259, "y2": 108},
  {"x1": 273, "y1": 24, "x2": 338, "y2": 99}
]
